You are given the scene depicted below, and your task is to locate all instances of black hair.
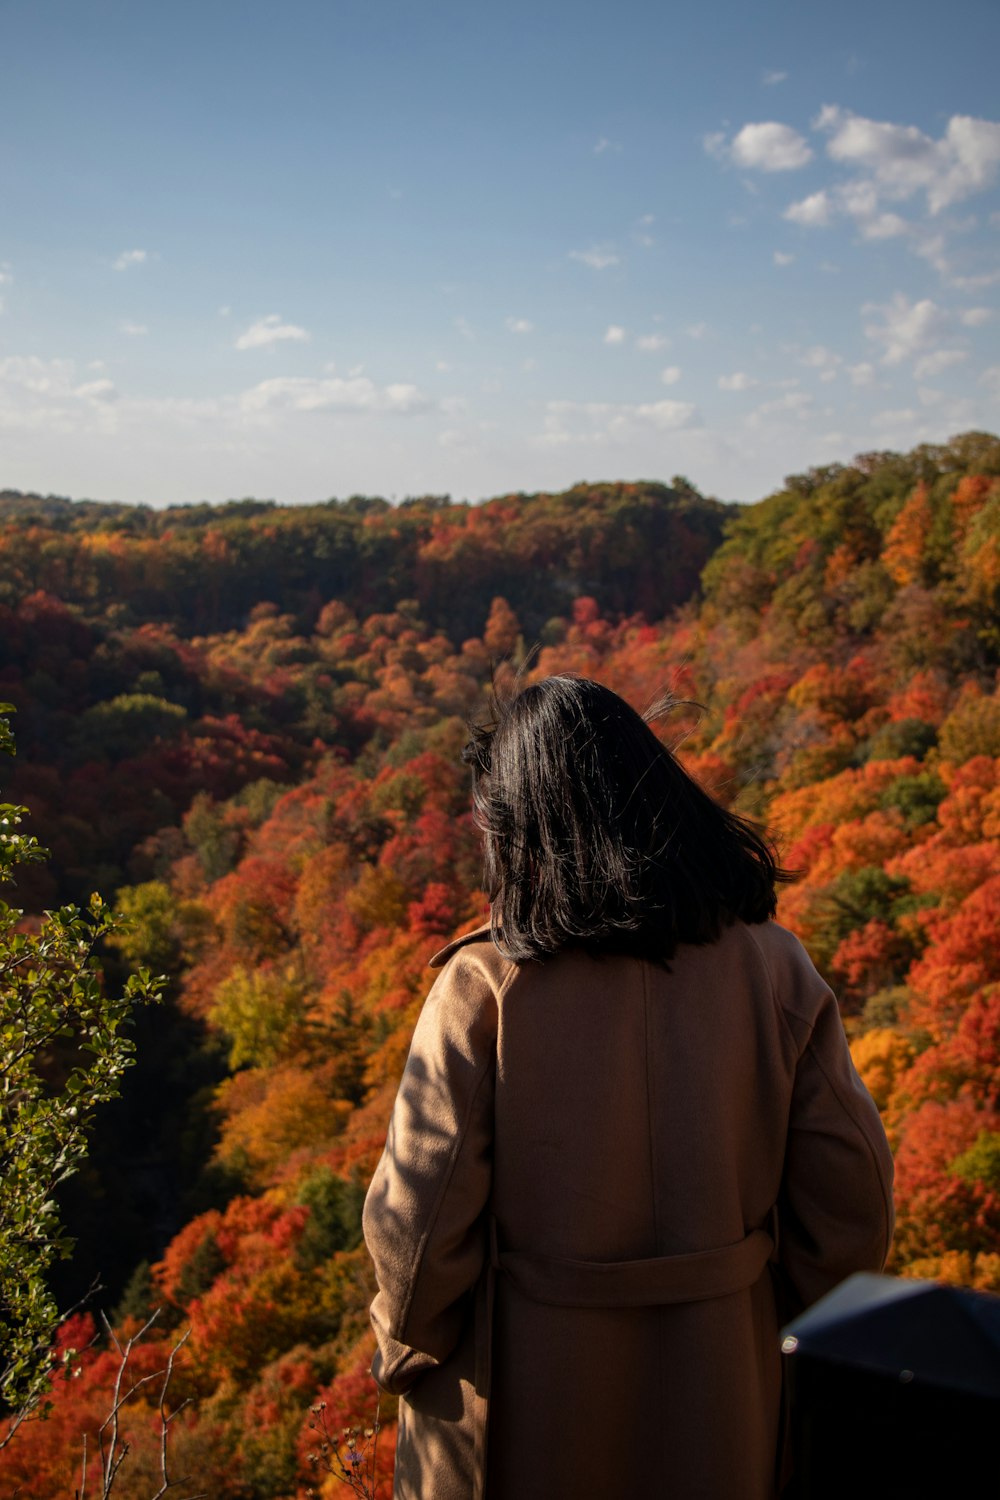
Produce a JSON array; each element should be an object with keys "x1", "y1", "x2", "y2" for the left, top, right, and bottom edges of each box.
[{"x1": 463, "y1": 674, "x2": 788, "y2": 963}]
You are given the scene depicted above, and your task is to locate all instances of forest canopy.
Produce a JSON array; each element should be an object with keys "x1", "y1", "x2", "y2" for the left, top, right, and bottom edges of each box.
[{"x1": 1, "y1": 431, "x2": 999, "y2": 1497}]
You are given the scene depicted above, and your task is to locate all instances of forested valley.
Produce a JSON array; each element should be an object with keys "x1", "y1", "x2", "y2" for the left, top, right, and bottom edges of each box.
[{"x1": 1, "y1": 433, "x2": 999, "y2": 1496}]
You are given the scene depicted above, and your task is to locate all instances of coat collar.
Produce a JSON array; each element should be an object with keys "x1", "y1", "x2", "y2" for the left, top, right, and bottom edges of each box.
[{"x1": 429, "y1": 922, "x2": 494, "y2": 968}]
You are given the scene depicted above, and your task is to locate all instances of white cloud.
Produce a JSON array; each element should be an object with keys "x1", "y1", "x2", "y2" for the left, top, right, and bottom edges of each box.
[
  {"x1": 746, "y1": 390, "x2": 813, "y2": 427},
  {"x1": 762, "y1": 69, "x2": 788, "y2": 86},
  {"x1": 949, "y1": 268, "x2": 1000, "y2": 291},
  {"x1": 784, "y1": 190, "x2": 833, "y2": 227},
  {"x1": 816, "y1": 105, "x2": 1000, "y2": 214},
  {"x1": 799, "y1": 345, "x2": 842, "y2": 376},
  {"x1": 570, "y1": 245, "x2": 620, "y2": 270},
  {"x1": 980, "y1": 365, "x2": 1000, "y2": 394},
  {"x1": 505, "y1": 317, "x2": 534, "y2": 334},
  {"x1": 604, "y1": 324, "x2": 627, "y2": 344},
  {"x1": 913, "y1": 348, "x2": 968, "y2": 379},
  {"x1": 113, "y1": 249, "x2": 147, "y2": 271},
  {"x1": 120, "y1": 321, "x2": 148, "y2": 336},
  {"x1": 859, "y1": 212, "x2": 910, "y2": 240},
  {"x1": 594, "y1": 137, "x2": 621, "y2": 154},
  {"x1": 686, "y1": 323, "x2": 709, "y2": 340},
  {"x1": 633, "y1": 399, "x2": 698, "y2": 429},
  {"x1": 636, "y1": 333, "x2": 669, "y2": 352},
  {"x1": 718, "y1": 372, "x2": 757, "y2": 392},
  {"x1": 727, "y1": 121, "x2": 812, "y2": 171},
  {"x1": 235, "y1": 314, "x2": 310, "y2": 351},
  {"x1": 74, "y1": 378, "x2": 118, "y2": 402},
  {"x1": 539, "y1": 397, "x2": 700, "y2": 447},
  {"x1": 960, "y1": 306, "x2": 994, "y2": 326},
  {"x1": 863, "y1": 293, "x2": 950, "y2": 365},
  {"x1": 848, "y1": 362, "x2": 876, "y2": 386},
  {"x1": 871, "y1": 406, "x2": 919, "y2": 429},
  {"x1": 239, "y1": 374, "x2": 429, "y2": 415},
  {"x1": 439, "y1": 395, "x2": 468, "y2": 417},
  {"x1": 660, "y1": 366, "x2": 682, "y2": 385},
  {"x1": 0, "y1": 355, "x2": 122, "y2": 434},
  {"x1": 773, "y1": 251, "x2": 795, "y2": 266}
]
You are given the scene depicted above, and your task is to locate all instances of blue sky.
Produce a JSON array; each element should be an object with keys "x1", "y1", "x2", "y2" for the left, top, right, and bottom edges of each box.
[{"x1": 2, "y1": 0, "x2": 998, "y2": 506}]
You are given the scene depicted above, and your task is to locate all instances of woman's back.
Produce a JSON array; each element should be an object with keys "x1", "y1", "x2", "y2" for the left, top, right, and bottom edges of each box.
[
  {"x1": 364, "y1": 676, "x2": 893, "y2": 1499},
  {"x1": 370, "y1": 918, "x2": 893, "y2": 1499}
]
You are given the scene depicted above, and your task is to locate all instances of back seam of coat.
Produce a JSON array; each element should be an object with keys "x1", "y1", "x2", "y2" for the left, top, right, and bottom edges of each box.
[
  {"x1": 744, "y1": 923, "x2": 814, "y2": 1053},
  {"x1": 641, "y1": 959, "x2": 661, "y2": 1247}
]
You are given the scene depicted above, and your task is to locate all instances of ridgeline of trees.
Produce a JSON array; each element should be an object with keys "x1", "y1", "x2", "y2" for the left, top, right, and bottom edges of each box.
[{"x1": 1, "y1": 433, "x2": 999, "y2": 1496}]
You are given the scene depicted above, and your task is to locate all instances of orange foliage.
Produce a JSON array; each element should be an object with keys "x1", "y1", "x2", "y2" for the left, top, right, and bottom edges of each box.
[
  {"x1": 883, "y1": 482, "x2": 932, "y2": 587},
  {"x1": 891, "y1": 1097, "x2": 1000, "y2": 1262}
]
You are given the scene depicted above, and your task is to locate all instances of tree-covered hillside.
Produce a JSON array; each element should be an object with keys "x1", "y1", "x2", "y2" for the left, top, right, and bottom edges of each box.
[{"x1": 1, "y1": 433, "x2": 998, "y2": 1496}]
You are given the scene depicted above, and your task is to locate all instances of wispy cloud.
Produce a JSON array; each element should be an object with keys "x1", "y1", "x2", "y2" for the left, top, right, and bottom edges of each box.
[
  {"x1": 914, "y1": 348, "x2": 968, "y2": 379},
  {"x1": 538, "y1": 397, "x2": 700, "y2": 447},
  {"x1": 505, "y1": 317, "x2": 534, "y2": 334},
  {"x1": 960, "y1": 306, "x2": 994, "y2": 326},
  {"x1": 0, "y1": 355, "x2": 122, "y2": 434},
  {"x1": 235, "y1": 314, "x2": 310, "y2": 351},
  {"x1": 569, "y1": 244, "x2": 620, "y2": 270},
  {"x1": 660, "y1": 366, "x2": 681, "y2": 385},
  {"x1": 773, "y1": 250, "x2": 795, "y2": 266},
  {"x1": 120, "y1": 321, "x2": 148, "y2": 337},
  {"x1": 762, "y1": 69, "x2": 788, "y2": 86},
  {"x1": 862, "y1": 293, "x2": 950, "y2": 365},
  {"x1": 604, "y1": 324, "x2": 627, "y2": 344},
  {"x1": 239, "y1": 374, "x2": 428, "y2": 414},
  {"x1": 636, "y1": 334, "x2": 669, "y2": 352},
  {"x1": 746, "y1": 390, "x2": 813, "y2": 428},
  {"x1": 718, "y1": 372, "x2": 757, "y2": 392},
  {"x1": 798, "y1": 345, "x2": 843, "y2": 381},
  {"x1": 113, "y1": 249, "x2": 148, "y2": 271}
]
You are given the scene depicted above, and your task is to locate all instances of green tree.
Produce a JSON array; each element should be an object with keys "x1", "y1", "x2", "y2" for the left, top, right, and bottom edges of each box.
[{"x1": 0, "y1": 705, "x2": 162, "y2": 1443}]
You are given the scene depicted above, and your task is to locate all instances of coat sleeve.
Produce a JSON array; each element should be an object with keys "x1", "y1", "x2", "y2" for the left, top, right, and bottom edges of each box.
[
  {"x1": 362, "y1": 949, "x2": 501, "y2": 1395},
  {"x1": 763, "y1": 925, "x2": 895, "y2": 1316}
]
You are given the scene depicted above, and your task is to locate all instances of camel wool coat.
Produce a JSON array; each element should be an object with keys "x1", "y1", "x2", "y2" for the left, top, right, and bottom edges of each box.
[{"x1": 362, "y1": 919, "x2": 894, "y2": 1500}]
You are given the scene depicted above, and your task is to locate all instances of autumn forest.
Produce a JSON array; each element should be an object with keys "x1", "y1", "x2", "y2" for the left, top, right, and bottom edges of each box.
[{"x1": 2, "y1": 431, "x2": 1000, "y2": 1496}]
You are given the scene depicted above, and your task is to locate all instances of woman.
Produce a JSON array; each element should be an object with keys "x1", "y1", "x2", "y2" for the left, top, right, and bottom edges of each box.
[{"x1": 363, "y1": 675, "x2": 893, "y2": 1500}]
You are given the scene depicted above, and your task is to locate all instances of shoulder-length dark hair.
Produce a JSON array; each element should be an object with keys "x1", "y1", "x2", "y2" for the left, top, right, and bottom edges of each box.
[{"x1": 463, "y1": 674, "x2": 788, "y2": 963}]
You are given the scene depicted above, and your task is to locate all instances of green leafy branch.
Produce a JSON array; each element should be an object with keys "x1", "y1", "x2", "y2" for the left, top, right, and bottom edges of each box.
[{"x1": 0, "y1": 703, "x2": 164, "y2": 1440}]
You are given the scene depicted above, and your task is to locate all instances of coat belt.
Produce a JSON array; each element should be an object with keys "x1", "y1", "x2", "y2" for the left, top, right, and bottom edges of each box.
[
  {"x1": 493, "y1": 1225, "x2": 775, "y2": 1307},
  {"x1": 471, "y1": 1219, "x2": 775, "y2": 1499}
]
